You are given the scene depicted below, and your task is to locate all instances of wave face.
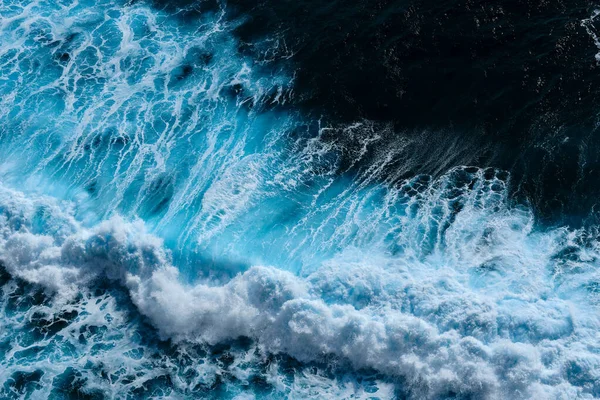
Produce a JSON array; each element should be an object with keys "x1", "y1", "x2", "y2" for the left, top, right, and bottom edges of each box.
[{"x1": 1, "y1": 0, "x2": 600, "y2": 399}]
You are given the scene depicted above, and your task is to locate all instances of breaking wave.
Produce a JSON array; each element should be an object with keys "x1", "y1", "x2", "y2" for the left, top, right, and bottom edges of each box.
[
  {"x1": 2, "y1": 167, "x2": 600, "y2": 398},
  {"x1": 1, "y1": 0, "x2": 600, "y2": 398}
]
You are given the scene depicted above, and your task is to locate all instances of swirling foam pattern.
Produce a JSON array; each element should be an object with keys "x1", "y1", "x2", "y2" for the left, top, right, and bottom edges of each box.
[{"x1": 0, "y1": 0, "x2": 600, "y2": 399}]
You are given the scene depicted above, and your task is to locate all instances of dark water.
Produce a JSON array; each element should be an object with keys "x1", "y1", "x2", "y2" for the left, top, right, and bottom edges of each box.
[
  {"x1": 1, "y1": 0, "x2": 600, "y2": 398},
  {"x1": 224, "y1": 0, "x2": 600, "y2": 223}
]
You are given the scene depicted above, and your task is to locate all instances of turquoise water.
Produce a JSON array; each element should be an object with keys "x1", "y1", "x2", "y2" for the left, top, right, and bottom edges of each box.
[{"x1": 1, "y1": 0, "x2": 600, "y2": 398}]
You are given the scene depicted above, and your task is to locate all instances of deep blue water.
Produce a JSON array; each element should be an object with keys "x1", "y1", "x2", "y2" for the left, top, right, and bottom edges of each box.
[{"x1": 1, "y1": 0, "x2": 600, "y2": 398}]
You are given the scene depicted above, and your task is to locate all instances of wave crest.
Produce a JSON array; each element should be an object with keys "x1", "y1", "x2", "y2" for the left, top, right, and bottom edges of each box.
[{"x1": 1, "y1": 170, "x2": 599, "y2": 398}]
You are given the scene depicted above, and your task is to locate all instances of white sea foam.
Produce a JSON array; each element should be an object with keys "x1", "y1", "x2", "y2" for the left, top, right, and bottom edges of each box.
[
  {"x1": 2, "y1": 1, "x2": 600, "y2": 397},
  {"x1": 582, "y1": 10, "x2": 600, "y2": 63},
  {"x1": 0, "y1": 172, "x2": 598, "y2": 399}
]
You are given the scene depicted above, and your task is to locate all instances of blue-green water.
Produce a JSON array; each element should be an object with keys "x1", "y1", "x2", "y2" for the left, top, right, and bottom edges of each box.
[{"x1": 1, "y1": 0, "x2": 600, "y2": 398}]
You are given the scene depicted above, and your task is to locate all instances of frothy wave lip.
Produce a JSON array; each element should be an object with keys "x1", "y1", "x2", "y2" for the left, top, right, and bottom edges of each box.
[
  {"x1": 3, "y1": 0, "x2": 600, "y2": 397},
  {"x1": 1, "y1": 173, "x2": 599, "y2": 399}
]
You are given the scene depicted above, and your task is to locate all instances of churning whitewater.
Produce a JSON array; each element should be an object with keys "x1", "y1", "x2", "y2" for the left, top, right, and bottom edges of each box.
[{"x1": 1, "y1": 0, "x2": 600, "y2": 398}]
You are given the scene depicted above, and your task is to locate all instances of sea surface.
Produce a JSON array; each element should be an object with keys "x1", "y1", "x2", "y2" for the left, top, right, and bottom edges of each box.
[{"x1": 1, "y1": 0, "x2": 600, "y2": 398}]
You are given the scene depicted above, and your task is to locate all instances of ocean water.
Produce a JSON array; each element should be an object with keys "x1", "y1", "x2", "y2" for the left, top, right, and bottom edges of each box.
[{"x1": 1, "y1": 0, "x2": 600, "y2": 398}]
